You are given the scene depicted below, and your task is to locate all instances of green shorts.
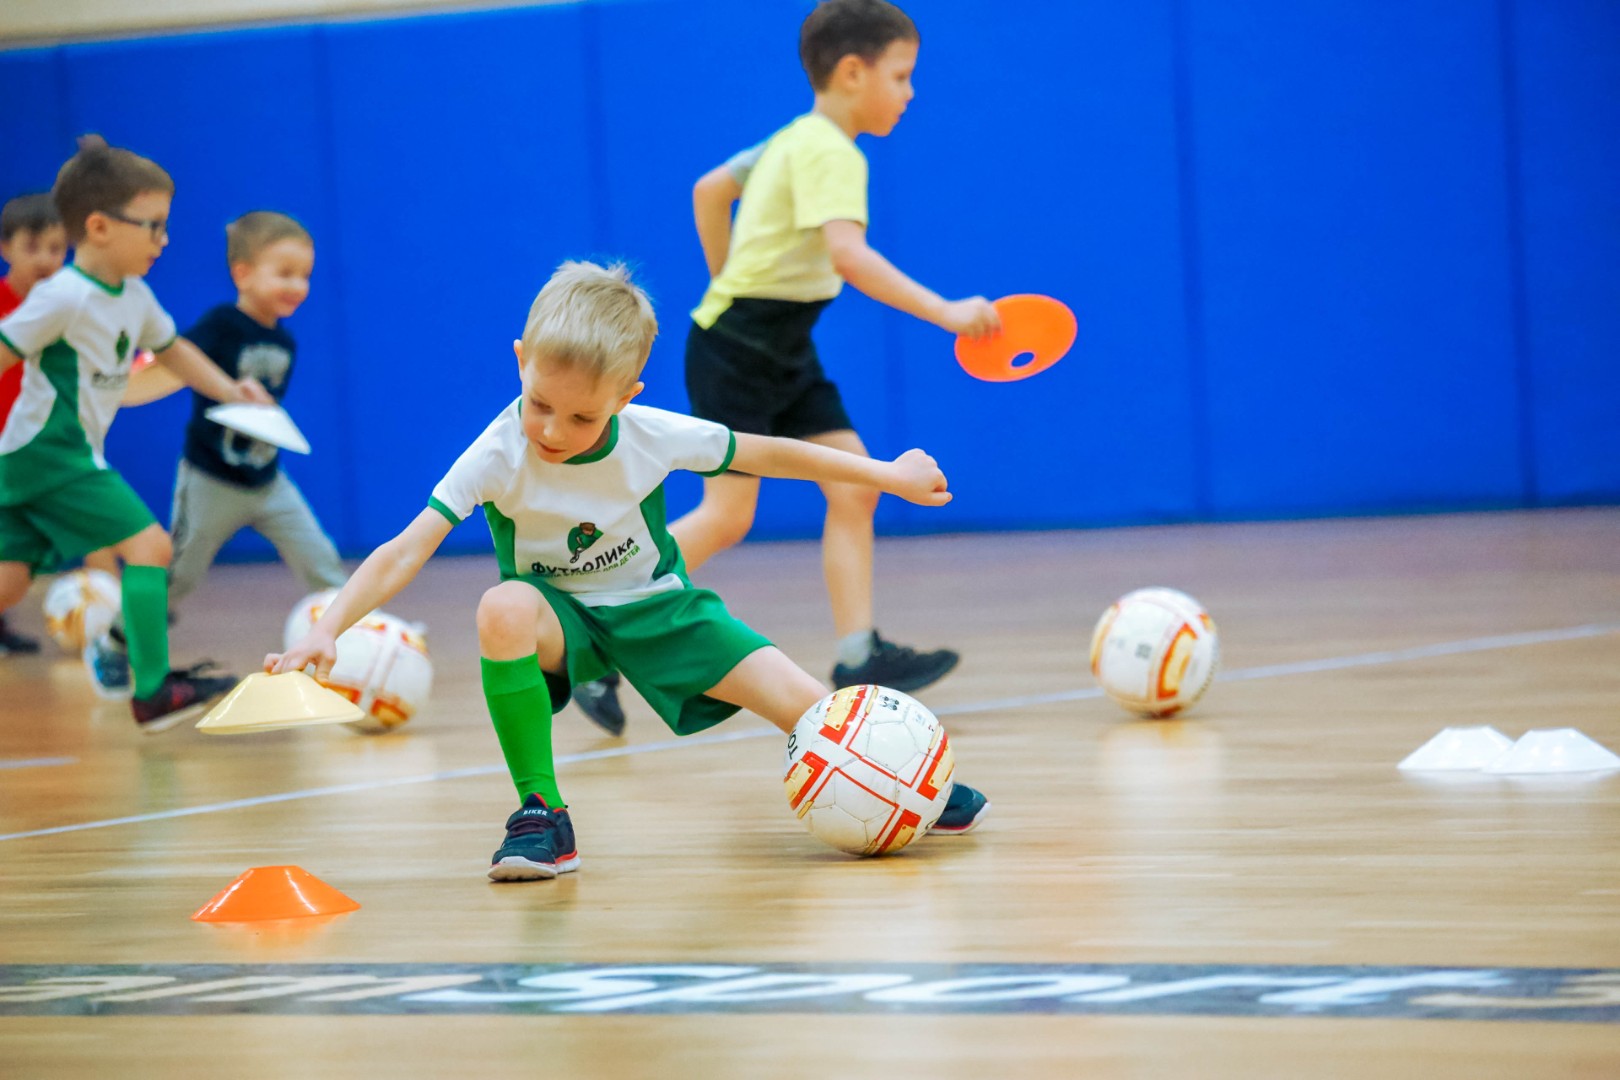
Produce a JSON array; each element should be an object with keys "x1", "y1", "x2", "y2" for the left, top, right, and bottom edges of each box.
[
  {"x1": 522, "y1": 577, "x2": 773, "y2": 736},
  {"x1": 0, "y1": 469, "x2": 157, "y2": 575}
]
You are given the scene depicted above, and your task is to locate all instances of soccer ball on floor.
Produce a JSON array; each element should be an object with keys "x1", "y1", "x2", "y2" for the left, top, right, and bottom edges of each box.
[
  {"x1": 783, "y1": 684, "x2": 955, "y2": 856},
  {"x1": 1090, "y1": 587, "x2": 1219, "y2": 718},
  {"x1": 283, "y1": 590, "x2": 433, "y2": 734},
  {"x1": 42, "y1": 568, "x2": 121, "y2": 652}
]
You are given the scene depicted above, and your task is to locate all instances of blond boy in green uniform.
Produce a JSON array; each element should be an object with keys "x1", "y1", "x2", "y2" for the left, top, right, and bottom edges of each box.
[{"x1": 271, "y1": 261, "x2": 988, "y2": 880}]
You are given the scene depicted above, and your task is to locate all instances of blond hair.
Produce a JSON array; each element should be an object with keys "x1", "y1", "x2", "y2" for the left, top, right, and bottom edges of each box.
[
  {"x1": 520, "y1": 260, "x2": 657, "y2": 385},
  {"x1": 226, "y1": 210, "x2": 312, "y2": 268}
]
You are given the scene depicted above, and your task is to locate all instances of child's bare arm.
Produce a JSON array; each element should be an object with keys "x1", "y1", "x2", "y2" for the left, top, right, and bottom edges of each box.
[
  {"x1": 694, "y1": 164, "x2": 745, "y2": 279},
  {"x1": 154, "y1": 337, "x2": 273, "y2": 405},
  {"x1": 266, "y1": 509, "x2": 452, "y2": 679},
  {"x1": 729, "y1": 433, "x2": 951, "y2": 507},
  {"x1": 823, "y1": 219, "x2": 1000, "y2": 339},
  {"x1": 0, "y1": 338, "x2": 20, "y2": 371},
  {"x1": 121, "y1": 362, "x2": 185, "y2": 406}
]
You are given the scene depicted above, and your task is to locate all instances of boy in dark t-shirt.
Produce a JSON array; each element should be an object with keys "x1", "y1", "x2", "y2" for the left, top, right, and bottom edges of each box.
[{"x1": 167, "y1": 211, "x2": 343, "y2": 610}]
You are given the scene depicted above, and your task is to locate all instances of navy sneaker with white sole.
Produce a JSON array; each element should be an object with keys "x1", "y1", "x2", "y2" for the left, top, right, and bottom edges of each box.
[
  {"x1": 489, "y1": 794, "x2": 581, "y2": 881},
  {"x1": 928, "y1": 781, "x2": 989, "y2": 835}
]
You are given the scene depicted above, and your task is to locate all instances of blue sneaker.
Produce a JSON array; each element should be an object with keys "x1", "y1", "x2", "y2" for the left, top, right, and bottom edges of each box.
[
  {"x1": 83, "y1": 631, "x2": 132, "y2": 700},
  {"x1": 928, "y1": 782, "x2": 989, "y2": 835},
  {"x1": 489, "y1": 794, "x2": 580, "y2": 881}
]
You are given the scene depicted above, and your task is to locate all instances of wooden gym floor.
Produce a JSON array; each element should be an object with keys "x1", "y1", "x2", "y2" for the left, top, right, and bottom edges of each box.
[{"x1": 2, "y1": 508, "x2": 1617, "y2": 1078}]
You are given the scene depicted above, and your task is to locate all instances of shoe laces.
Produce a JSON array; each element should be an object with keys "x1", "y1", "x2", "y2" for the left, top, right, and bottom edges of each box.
[
  {"x1": 869, "y1": 634, "x2": 920, "y2": 663},
  {"x1": 506, "y1": 808, "x2": 561, "y2": 840}
]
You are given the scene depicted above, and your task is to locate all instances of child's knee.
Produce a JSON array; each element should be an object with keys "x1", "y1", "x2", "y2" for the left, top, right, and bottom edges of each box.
[
  {"x1": 826, "y1": 483, "x2": 880, "y2": 520},
  {"x1": 0, "y1": 564, "x2": 30, "y2": 610},
  {"x1": 710, "y1": 510, "x2": 755, "y2": 550},
  {"x1": 477, "y1": 583, "x2": 541, "y2": 648},
  {"x1": 120, "y1": 526, "x2": 172, "y2": 567}
]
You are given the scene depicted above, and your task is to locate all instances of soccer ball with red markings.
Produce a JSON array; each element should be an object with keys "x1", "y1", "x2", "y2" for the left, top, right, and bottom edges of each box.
[
  {"x1": 42, "y1": 568, "x2": 120, "y2": 652},
  {"x1": 283, "y1": 590, "x2": 433, "y2": 734},
  {"x1": 783, "y1": 685, "x2": 955, "y2": 856},
  {"x1": 1090, "y1": 587, "x2": 1219, "y2": 718}
]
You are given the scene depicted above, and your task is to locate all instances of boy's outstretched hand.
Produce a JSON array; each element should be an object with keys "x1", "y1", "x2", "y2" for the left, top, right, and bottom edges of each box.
[
  {"x1": 888, "y1": 448, "x2": 952, "y2": 507},
  {"x1": 235, "y1": 377, "x2": 274, "y2": 404},
  {"x1": 266, "y1": 631, "x2": 339, "y2": 682},
  {"x1": 938, "y1": 297, "x2": 1002, "y2": 340}
]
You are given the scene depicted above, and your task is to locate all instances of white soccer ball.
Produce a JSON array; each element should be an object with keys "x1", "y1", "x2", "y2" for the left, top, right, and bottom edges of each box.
[
  {"x1": 1090, "y1": 587, "x2": 1220, "y2": 718},
  {"x1": 783, "y1": 685, "x2": 955, "y2": 856},
  {"x1": 283, "y1": 590, "x2": 433, "y2": 734},
  {"x1": 42, "y1": 568, "x2": 121, "y2": 652}
]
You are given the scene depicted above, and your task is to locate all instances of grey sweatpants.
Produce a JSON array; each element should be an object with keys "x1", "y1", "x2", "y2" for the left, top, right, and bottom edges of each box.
[{"x1": 169, "y1": 459, "x2": 346, "y2": 606}]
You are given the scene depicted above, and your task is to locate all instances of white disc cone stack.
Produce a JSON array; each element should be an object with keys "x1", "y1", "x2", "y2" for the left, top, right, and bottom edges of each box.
[
  {"x1": 1398, "y1": 726, "x2": 1516, "y2": 771},
  {"x1": 1483, "y1": 729, "x2": 1620, "y2": 774}
]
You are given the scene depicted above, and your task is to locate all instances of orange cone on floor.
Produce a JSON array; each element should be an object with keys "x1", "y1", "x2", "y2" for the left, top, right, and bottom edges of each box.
[{"x1": 191, "y1": 865, "x2": 360, "y2": 922}]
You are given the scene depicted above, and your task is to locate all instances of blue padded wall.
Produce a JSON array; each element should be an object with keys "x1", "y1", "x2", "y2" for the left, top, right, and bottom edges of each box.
[
  {"x1": 1510, "y1": 0, "x2": 1620, "y2": 504},
  {"x1": 0, "y1": 0, "x2": 1615, "y2": 563},
  {"x1": 1184, "y1": 0, "x2": 1526, "y2": 517}
]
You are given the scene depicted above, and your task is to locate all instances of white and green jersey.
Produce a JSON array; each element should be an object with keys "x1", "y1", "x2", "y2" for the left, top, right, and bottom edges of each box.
[
  {"x1": 0, "y1": 266, "x2": 176, "y2": 504},
  {"x1": 429, "y1": 401, "x2": 737, "y2": 607}
]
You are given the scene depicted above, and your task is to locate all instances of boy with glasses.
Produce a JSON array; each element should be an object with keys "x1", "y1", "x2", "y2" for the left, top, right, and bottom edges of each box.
[{"x1": 0, "y1": 135, "x2": 271, "y2": 730}]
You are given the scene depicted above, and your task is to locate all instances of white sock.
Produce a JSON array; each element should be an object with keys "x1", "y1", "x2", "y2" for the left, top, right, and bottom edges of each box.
[{"x1": 836, "y1": 630, "x2": 876, "y2": 667}]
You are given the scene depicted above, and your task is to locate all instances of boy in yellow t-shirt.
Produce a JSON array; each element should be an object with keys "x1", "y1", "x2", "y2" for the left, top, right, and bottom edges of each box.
[{"x1": 572, "y1": 0, "x2": 1000, "y2": 736}]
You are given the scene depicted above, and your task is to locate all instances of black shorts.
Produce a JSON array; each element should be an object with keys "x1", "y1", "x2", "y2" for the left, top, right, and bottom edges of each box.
[{"x1": 685, "y1": 298, "x2": 853, "y2": 439}]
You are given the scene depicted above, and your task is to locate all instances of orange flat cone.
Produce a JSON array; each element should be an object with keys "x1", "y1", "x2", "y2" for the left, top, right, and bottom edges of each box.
[{"x1": 191, "y1": 866, "x2": 360, "y2": 922}]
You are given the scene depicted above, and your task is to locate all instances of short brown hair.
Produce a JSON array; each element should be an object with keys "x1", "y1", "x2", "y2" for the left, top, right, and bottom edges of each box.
[
  {"x1": 226, "y1": 211, "x2": 313, "y2": 268},
  {"x1": 52, "y1": 134, "x2": 173, "y2": 244},
  {"x1": 800, "y1": 0, "x2": 919, "y2": 91},
  {"x1": 0, "y1": 193, "x2": 61, "y2": 242}
]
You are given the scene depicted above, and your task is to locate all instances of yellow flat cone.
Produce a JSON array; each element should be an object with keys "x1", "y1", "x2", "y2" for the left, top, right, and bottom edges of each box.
[{"x1": 195, "y1": 671, "x2": 365, "y2": 735}]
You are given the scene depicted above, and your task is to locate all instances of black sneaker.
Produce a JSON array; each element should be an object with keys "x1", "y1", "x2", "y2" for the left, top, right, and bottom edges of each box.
[
  {"x1": 489, "y1": 794, "x2": 580, "y2": 881},
  {"x1": 573, "y1": 672, "x2": 626, "y2": 737},
  {"x1": 0, "y1": 616, "x2": 41, "y2": 656},
  {"x1": 831, "y1": 631, "x2": 959, "y2": 693},
  {"x1": 928, "y1": 782, "x2": 989, "y2": 835},
  {"x1": 130, "y1": 662, "x2": 237, "y2": 734}
]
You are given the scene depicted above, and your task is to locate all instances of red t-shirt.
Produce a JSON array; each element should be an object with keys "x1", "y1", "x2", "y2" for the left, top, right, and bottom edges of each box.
[{"x1": 0, "y1": 278, "x2": 22, "y2": 428}]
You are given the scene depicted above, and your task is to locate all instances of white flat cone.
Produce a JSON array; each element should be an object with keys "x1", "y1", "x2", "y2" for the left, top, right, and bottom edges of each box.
[
  {"x1": 204, "y1": 403, "x2": 311, "y2": 454},
  {"x1": 1483, "y1": 728, "x2": 1620, "y2": 774},
  {"x1": 196, "y1": 671, "x2": 364, "y2": 734},
  {"x1": 1398, "y1": 726, "x2": 1516, "y2": 771}
]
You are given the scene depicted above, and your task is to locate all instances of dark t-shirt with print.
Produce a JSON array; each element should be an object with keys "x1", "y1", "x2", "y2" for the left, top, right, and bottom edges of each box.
[{"x1": 183, "y1": 304, "x2": 296, "y2": 488}]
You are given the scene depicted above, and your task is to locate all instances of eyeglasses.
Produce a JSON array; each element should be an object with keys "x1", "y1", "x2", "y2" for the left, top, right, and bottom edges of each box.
[{"x1": 103, "y1": 210, "x2": 168, "y2": 241}]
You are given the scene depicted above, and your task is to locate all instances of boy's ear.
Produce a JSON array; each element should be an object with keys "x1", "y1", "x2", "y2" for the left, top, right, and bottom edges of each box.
[
  {"x1": 512, "y1": 339, "x2": 523, "y2": 367},
  {"x1": 615, "y1": 380, "x2": 645, "y2": 411},
  {"x1": 81, "y1": 212, "x2": 111, "y2": 245},
  {"x1": 228, "y1": 261, "x2": 253, "y2": 289},
  {"x1": 830, "y1": 53, "x2": 868, "y2": 90}
]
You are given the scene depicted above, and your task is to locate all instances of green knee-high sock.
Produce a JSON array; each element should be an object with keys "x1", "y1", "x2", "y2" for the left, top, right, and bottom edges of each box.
[
  {"x1": 122, "y1": 565, "x2": 170, "y2": 699},
  {"x1": 482, "y1": 655, "x2": 564, "y2": 807}
]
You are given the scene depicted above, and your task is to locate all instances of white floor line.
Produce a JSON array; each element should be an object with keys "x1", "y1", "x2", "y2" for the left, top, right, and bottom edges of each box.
[
  {"x1": 3, "y1": 621, "x2": 1615, "y2": 844},
  {"x1": 0, "y1": 756, "x2": 77, "y2": 771}
]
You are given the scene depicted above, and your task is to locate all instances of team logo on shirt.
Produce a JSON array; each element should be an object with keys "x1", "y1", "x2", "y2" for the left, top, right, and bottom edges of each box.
[
  {"x1": 115, "y1": 330, "x2": 131, "y2": 362},
  {"x1": 567, "y1": 522, "x2": 602, "y2": 563},
  {"x1": 532, "y1": 534, "x2": 642, "y2": 579}
]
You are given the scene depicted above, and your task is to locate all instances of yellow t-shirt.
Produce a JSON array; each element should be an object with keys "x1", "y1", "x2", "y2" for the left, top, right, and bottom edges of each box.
[{"x1": 692, "y1": 112, "x2": 868, "y2": 329}]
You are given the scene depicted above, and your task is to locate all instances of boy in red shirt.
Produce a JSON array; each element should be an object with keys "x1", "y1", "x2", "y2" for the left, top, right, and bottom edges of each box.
[{"x1": 0, "y1": 193, "x2": 68, "y2": 655}]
